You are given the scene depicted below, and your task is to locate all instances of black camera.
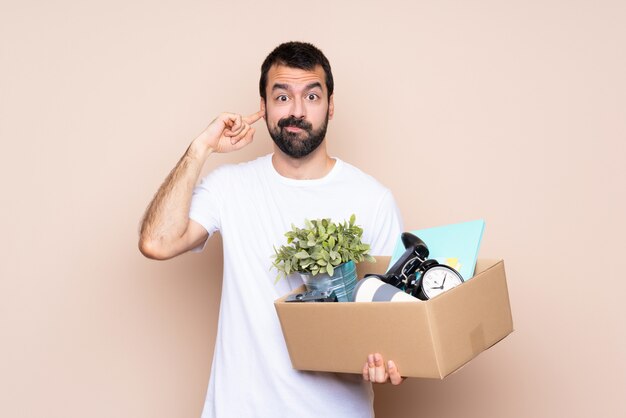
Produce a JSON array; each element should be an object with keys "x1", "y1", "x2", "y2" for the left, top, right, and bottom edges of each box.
[
  {"x1": 364, "y1": 232, "x2": 464, "y2": 300},
  {"x1": 364, "y1": 232, "x2": 429, "y2": 291},
  {"x1": 285, "y1": 289, "x2": 338, "y2": 303}
]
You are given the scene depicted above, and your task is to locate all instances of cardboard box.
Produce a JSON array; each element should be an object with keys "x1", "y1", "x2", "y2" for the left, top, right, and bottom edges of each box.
[{"x1": 274, "y1": 257, "x2": 513, "y2": 379}]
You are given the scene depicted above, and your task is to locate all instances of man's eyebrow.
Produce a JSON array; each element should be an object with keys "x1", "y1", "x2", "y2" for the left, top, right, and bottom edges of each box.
[
  {"x1": 272, "y1": 83, "x2": 289, "y2": 92},
  {"x1": 271, "y1": 82, "x2": 324, "y2": 92},
  {"x1": 305, "y1": 82, "x2": 323, "y2": 91}
]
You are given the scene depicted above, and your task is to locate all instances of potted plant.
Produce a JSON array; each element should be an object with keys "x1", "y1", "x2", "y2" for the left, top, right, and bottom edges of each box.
[{"x1": 272, "y1": 214, "x2": 375, "y2": 302}]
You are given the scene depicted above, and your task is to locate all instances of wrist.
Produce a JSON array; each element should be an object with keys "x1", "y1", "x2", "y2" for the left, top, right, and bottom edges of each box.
[{"x1": 188, "y1": 136, "x2": 214, "y2": 160}]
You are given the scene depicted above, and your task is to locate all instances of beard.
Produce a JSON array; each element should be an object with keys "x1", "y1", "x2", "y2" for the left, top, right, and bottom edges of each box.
[{"x1": 267, "y1": 111, "x2": 329, "y2": 159}]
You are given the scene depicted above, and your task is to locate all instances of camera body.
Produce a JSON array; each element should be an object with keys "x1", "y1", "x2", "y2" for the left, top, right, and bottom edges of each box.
[
  {"x1": 363, "y1": 232, "x2": 463, "y2": 300},
  {"x1": 285, "y1": 289, "x2": 338, "y2": 303},
  {"x1": 365, "y1": 232, "x2": 430, "y2": 292}
]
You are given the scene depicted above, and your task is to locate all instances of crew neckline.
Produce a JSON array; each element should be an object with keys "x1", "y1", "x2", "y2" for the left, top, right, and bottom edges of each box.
[{"x1": 267, "y1": 153, "x2": 343, "y2": 186}]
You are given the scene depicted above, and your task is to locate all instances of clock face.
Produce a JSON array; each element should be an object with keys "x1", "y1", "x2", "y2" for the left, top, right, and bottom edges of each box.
[{"x1": 422, "y1": 266, "x2": 464, "y2": 299}]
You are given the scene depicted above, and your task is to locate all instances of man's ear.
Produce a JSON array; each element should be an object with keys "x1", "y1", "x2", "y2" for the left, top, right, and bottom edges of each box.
[
  {"x1": 260, "y1": 98, "x2": 266, "y2": 115},
  {"x1": 328, "y1": 94, "x2": 335, "y2": 120}
]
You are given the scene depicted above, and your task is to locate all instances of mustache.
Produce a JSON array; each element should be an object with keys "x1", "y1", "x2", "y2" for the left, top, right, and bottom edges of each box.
[{"x1": 277, "y1": 116, "x2": 312, "y2": 130}]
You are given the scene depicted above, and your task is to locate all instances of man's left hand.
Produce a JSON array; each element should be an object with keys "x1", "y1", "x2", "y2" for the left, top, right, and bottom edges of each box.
[{"x1": 362, "y1": 353, "x2": 405, "y2": 385}]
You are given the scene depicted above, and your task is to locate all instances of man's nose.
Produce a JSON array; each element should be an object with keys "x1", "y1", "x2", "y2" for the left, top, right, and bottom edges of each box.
[{"x1": 289, "y1": 98, "x2": 306, "y2": 119}]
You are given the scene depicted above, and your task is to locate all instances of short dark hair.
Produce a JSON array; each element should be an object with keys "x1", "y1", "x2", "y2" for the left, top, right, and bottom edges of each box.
[{"x1": 259, "y1": 41, "x2": 334, "y2": 101}]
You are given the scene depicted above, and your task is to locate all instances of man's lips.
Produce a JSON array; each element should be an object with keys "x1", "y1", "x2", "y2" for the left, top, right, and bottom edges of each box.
[{"x1": 277, "y1": 116, "x2": 312, "y2": 132}]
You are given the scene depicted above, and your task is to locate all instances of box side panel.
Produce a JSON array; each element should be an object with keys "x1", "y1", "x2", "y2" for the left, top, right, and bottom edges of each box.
[
  {"x1": 427, "y1": 260, "x2": 513, "y2": 377},
  {"x1": 274, "y1": 300, "x2": 442, "y2": 378},
  {"x1": 356, "y1": 256, "x2": 391, "y2": 278}
]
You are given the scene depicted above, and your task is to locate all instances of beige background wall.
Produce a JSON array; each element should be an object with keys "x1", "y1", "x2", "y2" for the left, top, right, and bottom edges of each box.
[{"x1": 1, "y1": 0, "x2": 624, "y2": 417}]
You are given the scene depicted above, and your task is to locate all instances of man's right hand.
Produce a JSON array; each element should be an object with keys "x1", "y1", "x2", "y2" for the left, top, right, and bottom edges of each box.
[{"x1": 192, "y1": 110, "x2": 264, "y2": 155}]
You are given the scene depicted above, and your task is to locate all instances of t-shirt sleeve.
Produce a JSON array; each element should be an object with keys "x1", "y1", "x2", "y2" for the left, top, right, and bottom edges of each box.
[
  {"x1": 188, "y1": 169, "x2": 223, "y2": 252},
  {"x1": 368, "y1": 189, "x2": 404, "y2": 256}
]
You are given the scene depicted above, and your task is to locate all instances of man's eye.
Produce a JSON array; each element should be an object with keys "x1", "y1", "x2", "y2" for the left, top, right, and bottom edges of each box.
[
  {"x1": 277, "y1": 95, "x2": 289, "y2": 102},
  {"x1": 306, "y1": 94, "x2": 319, "y2": 101}
]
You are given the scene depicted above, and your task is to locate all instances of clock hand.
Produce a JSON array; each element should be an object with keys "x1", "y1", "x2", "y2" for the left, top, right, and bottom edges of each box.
[{"x1": 433, "y1": 273, "x2": 448, "y2": 290}]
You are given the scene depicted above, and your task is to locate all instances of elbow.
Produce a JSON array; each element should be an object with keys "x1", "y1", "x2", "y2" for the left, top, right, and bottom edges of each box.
[{"x1": 138, "y1": 238, "x2": 171, "y2": 260}]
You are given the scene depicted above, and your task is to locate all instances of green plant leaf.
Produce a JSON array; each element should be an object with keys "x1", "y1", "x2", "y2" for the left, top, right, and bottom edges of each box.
[
  {"x1": 272, "y1": 214, "x2": 372, "y2": 279},
  {"x1": 321, "y1": 249, "x2": 330, "y2": 261},
  {"x1": 327, "y1": 264, "x2": 334, "y2": 276},
  {"x1": 274, "y1": 273, "x2": 283, "y2": 285},
  {"x1": 294, "y1": 250, "x2": 310, "y2": 259}
]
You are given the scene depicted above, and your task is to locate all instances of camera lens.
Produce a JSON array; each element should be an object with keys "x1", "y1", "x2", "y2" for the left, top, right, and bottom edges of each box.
[{"x1": 295, "y1": 293, "x2": 304, "y2": 300}]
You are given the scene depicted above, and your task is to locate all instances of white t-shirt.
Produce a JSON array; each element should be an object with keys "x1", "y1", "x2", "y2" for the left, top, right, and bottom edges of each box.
[{"x1": 189, "y1": 154, "x2": 403, "y2": 418}]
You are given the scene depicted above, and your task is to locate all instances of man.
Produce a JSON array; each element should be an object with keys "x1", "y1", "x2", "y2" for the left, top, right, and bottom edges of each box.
[{"x1": 139, "y1": 41, "x2": 404, "y2": 417}]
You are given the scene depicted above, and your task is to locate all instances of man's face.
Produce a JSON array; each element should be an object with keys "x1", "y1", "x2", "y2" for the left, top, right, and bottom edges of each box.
[{"x1": 262, "y1": 64, "x2": 334, "y2": 158}]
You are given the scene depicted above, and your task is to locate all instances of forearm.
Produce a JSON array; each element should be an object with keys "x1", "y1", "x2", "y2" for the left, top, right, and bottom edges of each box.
[
  {"x1": 138, "y1": 110, "x2": 262, "y2": 259},
  {"x1": 139, "y1": 142, "x2": 211, "y2": 258}
]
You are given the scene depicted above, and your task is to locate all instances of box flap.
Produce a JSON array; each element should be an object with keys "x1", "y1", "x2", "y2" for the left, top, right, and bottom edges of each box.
[
  {"x1": 356, "y1": 256, "x2": 390, "y2": 278},
  {"x1": 475, "y1": 258, "x2": 501, "y2": 275}
]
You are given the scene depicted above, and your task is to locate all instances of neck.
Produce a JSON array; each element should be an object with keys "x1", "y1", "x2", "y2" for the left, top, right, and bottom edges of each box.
[{"x1": 271, "y1": 143, "x2": 335, "y2": 180}]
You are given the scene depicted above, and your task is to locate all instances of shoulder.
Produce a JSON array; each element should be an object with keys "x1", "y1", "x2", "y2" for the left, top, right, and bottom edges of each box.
[
  {"x1": 334, "y1": 158, "x2": 391, "y2": 193},
  {"x1": 333, "y1": 158, "x2": 400, "y2": 219}
]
